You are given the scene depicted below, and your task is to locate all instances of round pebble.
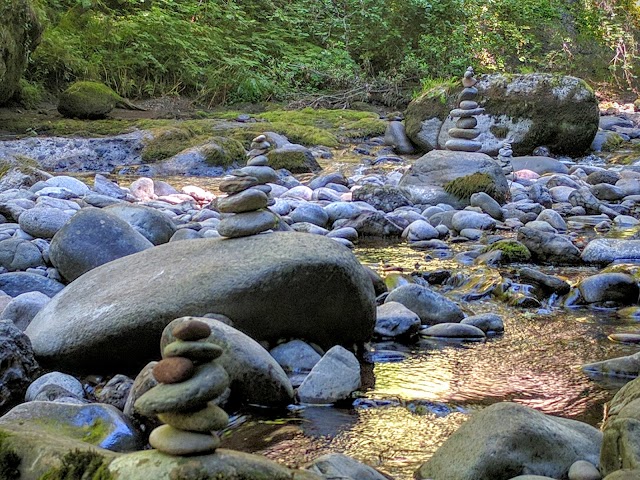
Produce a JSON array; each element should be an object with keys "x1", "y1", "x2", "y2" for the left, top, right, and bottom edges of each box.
[
  {"x1": 149, "y1": 424, "x2": 220, "y2": 455},
  {"x1": 172, "y1": 319, "x2": 212, "y2": 341},
  {"x1": 153, "y1": 357, "x2": 195, "y2": 384},
  {"x1": 163, "y1": 340, "x2": 224, "y2": 361},
  {"x1": 158, "y1": 401, "x2": 229, "y2": 432}
]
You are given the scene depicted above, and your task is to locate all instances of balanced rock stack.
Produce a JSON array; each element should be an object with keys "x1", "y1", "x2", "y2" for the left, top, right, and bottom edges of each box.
[
  {"x1": 215, "y1": 158, "x2": 280, "y2": 238},
  {"x1": 445, "y1": 66, "x2": 484, "y2": 152},
  {"x1": 498, "y1": 140, "x2": 514, "y2": 174},
  {"x1": 134, "y1": 319, "x2": 230, "y2": 456},
  {"x1": 247, "y1": 134, "x2": 271, "y2": 159}
]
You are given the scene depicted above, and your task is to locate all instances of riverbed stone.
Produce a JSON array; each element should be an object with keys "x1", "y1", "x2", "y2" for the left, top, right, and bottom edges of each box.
[
  {"x1": 582, "y1": 239, "x2": 640, "y2": 265},
  {"x1": 49, "y1": 207, "x2": 154, "y2": 282},
  {"x1": 0, "y1": 238, "x2": 45, "y2": 271},
  {"x1": 94, "y1": 374, "x2": 134, "y2": 411},
  {"x1": 104, "y1": 203, "x2": 176, "y2": 245},
  {"x1": 161, "y1": 317, "x2": 295, "y2": 407},
  {"x1": 18, "y1": 207, "x2": 73, "y2": 239},
  {"x1": 149, "y1": 424, "x2": 220, "y2": 455},
  {"x1": 422, "y1": 322, "x2": 486, "y2": 339},
  {"x1": 25, "y1": 371, "x2": 84, "y2": 401},
  {"x1": 461, "y1": 313, "x2": 504, "y2": 333},
  {"x1": 270, "y1": 339, "x2": 322, "y2": 373},
  {"x1": 375, "y1": 301, "x2": 421, "y2": 338},
  {"x1": 352, "y1": 184, "x2": 413, "y2": 213},
  {"x1": 384, "y1": 121, "x2": 415, "y2": 154},
  {"x1": 415, "y1": 402, "x2": 602, "y2": 480},
  {"x1": 163, "y1": 340, "x2": 224, "y2": 362},
  {"x1": 158, "y1": 401, "x2": 229, "y2": 432},
  {"x1": 306, "y1": 452, "x2": 390, "y2": 480},
  {"x1": 152, "y1": 357, "x2": 195, "y2": 384},
  {"x1": 217, "y1": 209, "x2": 279, "y2": 237},
  {"x1": 172, "y1": 319, "x2": 212, "y2": 341},
  {"x1": 402, "y1": 220, "x2": 439, "y2": 242},
  {"x1": 568, "y1": 460, "x2": 601, "y2": 480},
  {"x1": 583, "y1": 352, "x2": 640, "y2": 379},
  {"x1": 342, "y1": 211, "x2": 404, "y2": 237},
  {"x1": 27, "y1": 233, "x2": 375, "y2": 373},
  {"x1": 519, "y1": 267, "x2": 571, "y2": 296},
  {"x1": 0, "y1": 400, "x2": 141, "y2": 451},
  {"x1": 267, "y1": 144, "x2": 321, "y2": 173},
  {"x1": 578, "y1": 273, "x2": 639, "y2": 305},
  {"x1": 517, "y1": 227, "x2": 581, "y2": 264},
  {"x1": 216, "y1": 188, "x2": 269, "y2": 214},
  {"x1": 290, "y1": 203, "x2": 330, "y2": 227},
  {"x1": 297, "y1": 345, "x2": 361, "y2": 404},
  {"x1": 0, "y1": 291, "x2": 50, "y2": 331},
  {"x1": 452, "y1": 210, "x2": 496, "y2": 231},
  {"x1": 134, "y1": 362, "x2": 229, "y2": 416},
  {"x1": 385, "y1": 283, "x2": 464, "y2": 325},
  {"x1": 0, "y1": 272, "x2": 64, "y2": 297}
]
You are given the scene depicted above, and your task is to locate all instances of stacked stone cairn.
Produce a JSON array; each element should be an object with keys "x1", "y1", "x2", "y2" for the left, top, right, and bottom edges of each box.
[
  {"x1": 445, "y1": 66, "x2": 484, "y2": 152},
  {"x1": 498, "y1": 140, "x2": 514, "y2": 174},
  {"x1": 134, "y1": 319, "x2": 230, "y2": 455},
  {"x1": 215, "y1": 135, "x2": 280, "y2": 238}
]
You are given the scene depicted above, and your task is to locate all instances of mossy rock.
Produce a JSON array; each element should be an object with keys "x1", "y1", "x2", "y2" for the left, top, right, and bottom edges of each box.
[
  {"x1": 405, "y1": 73, "x2": 599, "y2": 156},
  {"x1": 267, "y1": 144, "x2": 321, "y2": 173},
  {"x1": 0, "y1": 0, "x2": 42, "y2": 105},
  {"x1": 141, "y1": 126, "x2": 200, "y2": 162},
  {"x1": 484, "y1": 240, "x2": 531, "y2": 263},
  {"x1": 201, "y1": 136, "x2": 246, "y2": 167},
  {"x1": 57, "y1": 82, "x2": 120, "y2": 119},
  {"x1": 444, "y1": 172, "x2": 507, "y2": 204}
]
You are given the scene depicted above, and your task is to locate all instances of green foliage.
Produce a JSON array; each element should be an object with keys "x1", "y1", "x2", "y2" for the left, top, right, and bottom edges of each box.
[
  {"x1": 14, "y1": 79, "x2": 45, "y2": 108},
  {"x1": 39, "y1": 449, "x2": 113, "y2": 480},
  {"x1": 444, "y1": 173, "x2": 505, "y2": 203}
]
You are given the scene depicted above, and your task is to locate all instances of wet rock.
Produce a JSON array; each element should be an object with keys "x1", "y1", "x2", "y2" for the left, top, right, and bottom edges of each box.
[
  {"x1": 25, "y1": 371, "x2": 84, "y2": 401},
  {"x1": 0, "y1": 238, "x2": 45, "y2": 271},
  {"x1": 471, "y1": 191, "x2": 504, "y2": 220},
  {"x1": 375, "y1": 301, "x2": 421, "y2": 338},
  {"x1": 0, "y1": 320, "x2": 40, "y2": 410},
  {"x1": 517, "y1": 227, "x2": 581, "y2": 264},
  {"x1": 104, "y1": 203, "x2": 176, "y2": 245},
  {"x1": 384, "y1": 121, "x2": 415, "y2": 154},
  {"x1": 519, "y1": 267, "x2": 571, "y2": 296},
  {"x1": 298, "y1": 346, "x2": 361, "y2": 404},
  {"x1": 0, "y1": 291, "x2": 50, "y2": 331},
  {"x1": 385, "y1": 284, "x2": 464, "y2": 325},
  {"x1": 578, "y1": 273, "x2": 639, "y2": 305},
  {"x1": 422, "y1": 323, "x2": 486, "y2": 339},
  {"x1": 306, "y1": 452, "x2": 390, "y2": 480},
  {"x1": 0, "y1": 272, "x2": 65, "y2": 297},
  {"x1": 582, "y1": 239, "x2": 640, "y2": 265},
  {"x1": 217, "y1": 209, "x2": 279, "y2": 238},
  {"x1": 342, "y1": 211, "x2": 404, "y2": 237},
  {"x1": 415, "y1": 402, "x2": 602, "y2": 480},
  {"x1": 583, "y1": 352, "x2": 640, "y2": 379},
  {"x1": 353, "y1": 184, "x2": 413, "y2": 213},
  {"x1": 149, "y1": 424, "x2": 219, "y2": 455},
  {"x1": 290, "y1": 203, "x2": 330, "y2": 227},
  {"x1": 270, "y1": 340, "x2": 322, "y2": 374},
  {"x1": 267, "y1": 144, "x2": 321, "y2": 173},
  {"x1": 461, "y1": 313, "x2": 504, "y2": 334}
]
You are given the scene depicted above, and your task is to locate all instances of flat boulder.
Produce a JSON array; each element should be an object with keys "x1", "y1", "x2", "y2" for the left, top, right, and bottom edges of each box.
[
  {"x1": 415, "y1": 402, "x2": 602, "y2": 480},
  {"x1": 398, "y1": 150, "x2": 509, "y2": 207},
  {"x1": 582, "y1": 239, "x2": 640, "y2": 265},
  {"x1": 26, "y1": 232, "x2": 376, "y2": 372},
  {"x1": 405, "y1": 73, "x2": 598, "y2": 156}
]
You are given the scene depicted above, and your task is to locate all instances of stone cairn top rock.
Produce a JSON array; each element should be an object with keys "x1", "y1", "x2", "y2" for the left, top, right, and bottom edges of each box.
[
  {"x1": 134, "y1": 319, "x2": 230, "y2": 456},
  {"x1": 445, "y1": 66, "x2": 484, "y2": 152},
  {"x1": 215, "y1": 134, "x2": 280, "y2": 238}
]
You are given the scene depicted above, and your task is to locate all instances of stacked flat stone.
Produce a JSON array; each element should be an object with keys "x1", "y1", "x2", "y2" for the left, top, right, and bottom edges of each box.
[
  {"x1": 247, "y1": 134, "x2": 271, "y2": 159},
  {"x1": 134, "y1": 319, "x2": 229, "y2": 456},
  {"x1": 498, "y1": 140, "x2": 514, "y2": 174},
  {"x1": 216, "y1": 161, "x2": 280, "y2": 238},
  {"x1": 445, "y1": 66, "x2": 484, "y2": 152}
]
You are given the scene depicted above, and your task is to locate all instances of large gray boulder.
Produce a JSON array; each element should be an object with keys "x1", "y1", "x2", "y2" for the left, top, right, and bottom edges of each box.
[
  {"x1": 0, "y1": 0, "x2": 42, "y2": 104},
  {"x1": 405, "y1": 73, "x2": 598, "y2": 156},
  {"x1": 582, "y1": 239, "x2": 640, "y2": 265},
  {"x1": 26, "y1": 232, "x2": 376, "y2": 372},
  {"x1": 49, "y1": 207, "x2": 154, "y2": 282},
  {"x1": 104, "y1": 203, "x2": 176, "y2": 245},
  {"x1": 415, "y1": 402, "x2": 602, "y2": 480},
  {"x1": 398, "y1": 150, "x2": 509, "y2": 207},
  {"x1": 160, "y1": 317, "x2": 294, "y2": 407}
]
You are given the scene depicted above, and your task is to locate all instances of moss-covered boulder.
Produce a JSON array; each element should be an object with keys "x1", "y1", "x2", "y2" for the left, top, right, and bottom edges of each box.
[
  {"x1": 57, "y1": 81, "x2": 139, "y2": 119},
  {"x1": 0, "y1": 0, "x2": 42, "y2": 105},
  {"x1": 405, "y1": 73, "x2": 598, "y2": 156},
  {"x1": 397, "y1": 150, "x2": 509, "y2": 207},
  {"x1": 267, "y1": 144, "x2": 321, "y2": 173},
  {"x1": 484, "y1": 240, "x2": 532, "y2": 263}
]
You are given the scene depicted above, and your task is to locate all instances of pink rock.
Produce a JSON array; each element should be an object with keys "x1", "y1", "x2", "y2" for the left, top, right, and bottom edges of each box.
[
  {"x1": 513, "y1": 169, "x2": 540, "y2": 180},
  {"x1": 130, "y1": 177, "x2": 157, "y2": 201},
  {"x1": 182, "y1": 185, "x2": 215, "y2": 203}
]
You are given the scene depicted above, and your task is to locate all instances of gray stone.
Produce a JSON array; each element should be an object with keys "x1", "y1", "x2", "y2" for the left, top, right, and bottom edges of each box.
[
  {"x1": 352, "y1": 184, "x2": 413, "y2": 213},
  {"x1": 0, "y1": 320, "x2": 40, "y2": 410},
  {"x1": 422, "y1": 322, "x2": 486, "y2": 339},
  {"x1": 50, "y1": 207, "x2": 153, "y2": 282},
  {"x1": 402, "y1": 220, "x2": 439, "y2": 242},
  {"x1": 471, "y1": 192, "x2": 504, "y2": 220},
  {"x1": 216, "y1": 188, "x2": 268, "y2": 214},
  {"x1": 536, "y1": 209, "x2": 567, "y2": 231},
  {"x1": 95, "y1": 374, "x2": 134, "y2": 411},
  {"x1": 342, "y1": 211, "x2": 404, "y2": 237},
  {"x1": 27, "y1": 233, "x2": 376, "y2": 373},
  {"x1": 0, "y1": 291, "x2": 50, "y2": 331},
  {"x1": 415, "y1": 402, "x2": 602, "y2": 480},
  {"x1": 583, "y1": 352, "x2": 640, "y2": 379},
  {"x1": 0, "y1": 272, "x2": 65, "y2": 297},
  {"x1": 94, "y1": 174, "x2": 129, "y2": 199},
  {"x1": 568, "y1": 460, "x2": 601, "y2": 480},
  {"x1": 217, "y1": 210, "x2": 279, "y2": 237},
  {"x1": 149, "y1": 424, "x2": 219, "y2": 455},
  {"x1": 385, "y1": 283, "x2": 464, "y2": 325},
  {"x1": 452, "y1": 210, "x2": 496, "y2": 231},
  {"x1": 306, "y1": 452, "x2": 390, "y2": 480},
  {"x1": 234, "y1": 165, "x2": 278, "y2": 184},
  {"x1": 519, "y1": 267, "x2": 571, "y2": 295},
  {"x1": 0, "y1": 400, "x2": 141, "y2": 452},
  {"x1": 25, "y1": 371, "x2": 84, "y2": 401},
  {"x1": 270, "y1": 339, "x2": 322, "y2": 373},
  {"x1": 267, "y1": 144, "x2": 322, "y2": 173},
  {"x1": 161, "y1": 317, "x2": 294, "y2": 407},
  {"x1": 298, "y1": 346, "x2": 361, "y2": 404},
  {"x1": 525, "y1": 220, "x2": 558, "y2": 233},
  {"x1": 290, "y1": 203, "x2": 330, "y2": 227},
  {"x1": 384, "y1": 121, "x2": 415, "y2": 154},
  {"x1": 375, "y1": 301, "x2": 421, "y2": 338},
  {"x1": 511, "y1": 156, "x2": 570, "y2": 175},
  {"x1": 158, "y1": 401, "x2": 228, "y2": 432},
  {"x1": 517, "y1": 227, "x2": 581, "y2": 264},
  {"x1": 582, "y1": 239, "x2": 640, "y2": 265},
  {"x1": 578, "y1": 273, "x2": 639, "y2": 304},
  {"x1": 0, "y1": 238, "x2": 45, "y2": 271},
  {"x1": 42, "y1": 176, "x2": 91, "y2": 196},
  {"x1": 461, "y1": 313, "x2": 504, "y2": 333},
  {"x1": 18, "y1": 207, "x2": 73, "y2": 239},
  {"x1": 104, "y1": 203, "x2": 176, "y2": 245}
]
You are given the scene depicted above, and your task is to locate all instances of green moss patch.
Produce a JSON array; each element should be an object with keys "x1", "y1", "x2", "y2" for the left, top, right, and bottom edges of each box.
[
  {"x1": 141, "y1": 126, "x2": 200, "y2": 162},
  {"x1": 444, "y1": 173, "x2": 506, "y2": 203},
  {"x1": 57, "y1": 81, "x2": 120, "y2": 119},
  {"x1": 484, "y1": 240, "x2": 531, "y2": 263},
  {"x1": 0, "y1": 430, "x2": 20, "y2": 480},
  {"x1": 39, "y1": 449, "x2": 113, "y2": 480},
  {"x1": 201, "y1": 137, "x2": 246, "y2": 167}
]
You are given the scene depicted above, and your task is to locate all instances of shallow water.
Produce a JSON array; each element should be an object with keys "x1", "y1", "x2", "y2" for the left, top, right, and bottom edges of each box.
[{"x1": 218, "y1": 242, "x2": 639, "y2": 479}]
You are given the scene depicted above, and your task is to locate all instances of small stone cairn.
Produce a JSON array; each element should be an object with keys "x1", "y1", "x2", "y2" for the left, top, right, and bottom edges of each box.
[
  {"x1": 134, "y1": 319, "x2": 230, "y2": 456},
  {"x1": 497, "y1": 140, "x2": 514, "y2": 174},
  {"x1": 445, "y1": 66, "x2": 484, "y2": 152},
  {"x1": 215, "y1": 134, "x2": 280, "y2": 238}
]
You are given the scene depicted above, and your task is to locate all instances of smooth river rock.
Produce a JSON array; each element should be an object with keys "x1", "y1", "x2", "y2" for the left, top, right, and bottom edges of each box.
[
  {"x1": 385, "y1": 283, "x2": 464, "y2": 325},
  {"x1": 582, "y1": 239, "x2": 640, "y2": 265},
  {"x1": 26, "y1": 232, "x2": 376, "y2": 372}
]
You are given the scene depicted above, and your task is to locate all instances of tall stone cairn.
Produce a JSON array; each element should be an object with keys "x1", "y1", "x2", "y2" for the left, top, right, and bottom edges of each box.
[
  {"x1": 498, "y1": 140, "x2": 514, "y2": 174},
  {"x1": 134, "y1": 319, "x2": 230, "y2": 456},
  {"x1": 445, "y1": 67, "x2": 484, "y2": 152}
]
